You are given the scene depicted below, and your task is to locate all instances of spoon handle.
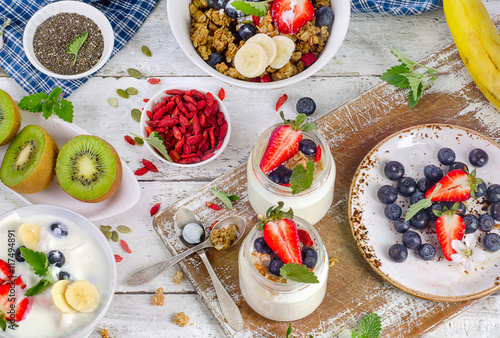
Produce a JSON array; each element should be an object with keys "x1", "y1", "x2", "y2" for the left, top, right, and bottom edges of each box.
[
  {"x1": 127, "y1": 241, "x2": 210, "y2": 286},
  {"x1": 197, "y1": 250, "x2": 244, "y2": 331}
]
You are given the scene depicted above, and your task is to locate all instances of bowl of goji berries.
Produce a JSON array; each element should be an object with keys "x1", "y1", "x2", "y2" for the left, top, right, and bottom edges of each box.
[{"x1": 140, "y1": 86, "x2": 231, "y2": 166}]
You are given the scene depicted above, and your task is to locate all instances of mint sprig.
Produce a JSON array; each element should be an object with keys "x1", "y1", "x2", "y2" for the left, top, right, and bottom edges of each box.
[
  {"x1": 209, "y1": 187, "x2": 239, "y2": 210},
  {"x1": 257, "y1": 201, "x2": 293, "y2": 230},
  {"x1": 351, "y1": 313, "x2": 382, "y2": 338},
  {"x1": 280, "y1": 111, "x2": 317, "y2": 132},
  {"x1": 280, "y1": 263, "x2": 319, "y2": 284},
  {"x1": 0, "y1": 312, "x2": 6, "y2": 331},
  {"x1": 232, "y1": 0, "x2": 272, "y2": 17},
  {"x1": 19, "y1": 247, "x2": 49, "y2": 277},
  {"x1": 131, "y1": 132, "x2": 172, "y2": 163},
  {"x1": 25, "y1": 279, "x2": 51, "y2": 297},
  {"x1": 66, "y1": 30, "x2": 88, "y2": 66},
  {"x1": 18, "y1": 87, "x2": 74, "y2": 123},
  {"x1": 290, "y1": 160, "x2": 315, "y2": 195},
  {"x1": 404, "y1": 183, "x2": 440, "y2": 221}
]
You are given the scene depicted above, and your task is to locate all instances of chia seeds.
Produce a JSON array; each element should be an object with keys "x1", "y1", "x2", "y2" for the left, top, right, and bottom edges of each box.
[{"x1": 33, "y1": 13, "x2": 104, "y2": 75}]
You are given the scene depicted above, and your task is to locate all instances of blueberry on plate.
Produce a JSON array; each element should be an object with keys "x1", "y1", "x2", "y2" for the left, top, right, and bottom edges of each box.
[
  {"x1": 301, "y1": 247, "x2": 318, "y2": 268},
  {"x1": 48, "y1": 250, "x2": 65, "y2": 268},
  {"x1": 418, "y1": 243, "x2": 436, "y2": 261},
  {"x1": 448, "y1": 161, "x2": 468, "y2": 172},
  {"x1": 469, "y1": 148, "x2": 489, "y2": 167},
  {"x1": 402, "y1": 230, "x2": 421, "y2": 250},
  {"x1": 483, "y1": 233, "x2": 500, "y2": 252},
  {"x1": 437, "y1": 147, "x2": 456, "y2": 165},
  {"x1": 15, "y1": 246, "x2": 25, "y2": 262},
  {"x1": 50, "y1": 222, "x2": 68, "y2": 238},
  {"x1": 207, "y1": 53, "x2": 225, "y2": 68},
  {"x1": 428, "y1": 203, "x2": 443, "y2": 220},
  {"x1": 315, "y1": 6, "x2": 334, "y2": 27},
  {"x1": 486, "y1": 184, "x2": 500, "y2": 203},
  {"x1": 424, "y1": 165, "x2": 443, "y2": 183},
  {"x1": 463, "y1": 214, "x2": 479, "y2": 234},
  {"x1": 393, "y1": 218, "x2": 411, "y2": 233},
  {"x1": 417, "y1": 177, "x2": 433, "y2": 193},
  {"x1": 58, "y1": 271, "x2": 72, "y2": 280},
  {"x1": 254, "y1": 237, "x2": 272, "y2": 254},
  {"x1": 296, "y1": 97, "x2": 316, "y2": 116},
  {"x1": 384, "y1": 161, "x2": 405, "y2": 181},
  {"x1": 410, "y1": 191, "x2": 425, "y2": 205},
  {"x1": 410, "y1": 210, "x2": 430, "y2": 230},
  {"x1": 479, "y1": 214, "x2": 495, "y2": 232},
  {"x1": 397, "y1": 177, "x2": 417, "y2": 197},
  {"x1": 377, "y1": 185, "x2": 398, "y2": 204},
  {"x1": 388, "y1": 243, "x2": 408, "y2": 263},
  {"x1": 384, "y1": 203, "x2": 402, "y2": 221},
  {"x1": 207, "y1": 0, "x2": 229, "y2": 10},
  {"x1": 298, "y1": 139, "x2": 317, "y2": 156},
  {"x1": 491, "y1": 202, "x2": 500, "y2": 221},
  {"x1": 268, "y1": 257, "x2": 284, "y2": 276},
  {"x1": 474, "y1": 182, "x2": 487, "y2": 198},
  {"x1": 238, "y1": 24, "x2": 257, "y2": 41}
]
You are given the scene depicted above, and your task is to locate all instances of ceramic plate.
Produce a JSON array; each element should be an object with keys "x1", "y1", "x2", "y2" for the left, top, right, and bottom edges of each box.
[
  {"x1": 349, "y1": 124, "x2": 500, "y2": 302},
  {"x1": 0, "y1": 111, "x2": 140, "y2": 221}
]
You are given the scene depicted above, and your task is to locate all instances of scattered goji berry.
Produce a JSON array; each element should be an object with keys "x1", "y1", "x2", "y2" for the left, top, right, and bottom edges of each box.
[
  {"x1": 218, "y1": 87, "x2": 225, "y2": 101},
  {"x1": 142, "y1": 159, "x2": 159, "y2": 172},
  {"x1": 124, "y1": 135, "x2": 135, "y2": 145},
  {"x1": 210, "y1": 220, "x2": 219, "y2": 230},
  {"x1": 120, "y1": 239, "x2": 132, "y2": 254},
  {"x1": 150, "y1": 203, "x2": 161, "y2": 217},
  {"x1": 315, "y1": 145, "x2": 322, "y2": 162},
  {"x1": 147, "y1": 78, "x2": 161, "y2": 84},
  {"x1": 206, "y1": 202, "x2": 221, "y2": 210},
  {"x1": 298, "y1": 229, "x2": 314, "y2": 246},
  {"x1": 275, "y1": 93, "x2": 288, "y2": 111},
  {"x1": 165, "y1": 89, "x2": 184, "y2": 95},
  {"x1": 143, "y1": 98, "x2": 150, "y2": 103},
  {"x1": 114, "y1": 255, "x2": 123, "y2": 262},
  {"x1": 301, "y1": 52, "x2": 318, "y2": 67},
  {"x1": 134, "y1": 167, "x2": 149, "y2": 176}
]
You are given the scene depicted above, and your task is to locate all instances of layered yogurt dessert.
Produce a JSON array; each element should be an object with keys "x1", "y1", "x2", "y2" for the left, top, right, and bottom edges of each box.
[
  {"x1": 238, "y1": 203, "x2": 328, "y2": 321},
  {"x1": 0, "y1": 205, "x2": 114, "y2": 337}
]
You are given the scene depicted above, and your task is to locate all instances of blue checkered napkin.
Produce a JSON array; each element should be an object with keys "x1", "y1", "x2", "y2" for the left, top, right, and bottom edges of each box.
[
  {"x1": 0, "y1": 0, "x2": 158, "y2": 97},
  {"x1": 351, "y1": 0, "x2": 443, "y2": 15}
]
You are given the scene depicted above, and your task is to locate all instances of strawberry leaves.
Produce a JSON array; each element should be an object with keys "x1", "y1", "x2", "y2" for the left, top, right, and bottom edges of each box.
[
  {"x1": 405, "y1": 184, "x2": 440, "y2": 221},
  {"x1": 279, "y1": 111, "x2": 316, "y2": 132},
  {"x1": 257, "y1": 201, "x2": 293, "y2": 230}
]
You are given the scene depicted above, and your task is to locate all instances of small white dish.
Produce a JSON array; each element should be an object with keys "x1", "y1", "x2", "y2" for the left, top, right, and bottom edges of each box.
[
  {"x1": 349, "y1": 124, "x2": 500, "y2": 302},
  {"x1": 0, "y1": 111, "x2": 140, "y2": 221},
  {"x1": 23, "y1": 1, "x2": 114, "y2": 80}
]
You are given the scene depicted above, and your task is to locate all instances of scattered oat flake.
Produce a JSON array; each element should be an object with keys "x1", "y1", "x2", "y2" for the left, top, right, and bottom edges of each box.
[
  {"x1": 147, "y1": 78, "x2": 161, "y2": 84},
  {"x1": 174, "y1": 269, "x2": 184, "y2": 284},
  {"x1": 120, "y1": 239, "x2": 132, "y2": 253},
  {"x1": 206, "y1": 202, "x2": 221, "y2": 211},
  {"x1": 152, "y1": 287, "x2": 165, "y2": 306},
  {"x1": 210, "y1": 220, "x2": 219, "y2": 230},
  {"x1": 173, "y1": 312, "x2": 190, "y2": 327},
  {"x1": 275, "y1": 94, "x2": 288, "y2": 111},
  {"x1": 134, "y1": 167, "x2": 149, "y2": 176},
  {"x1": 218, "y1": 87, "x2": 225, "y2": 101},
  {"x1": 150, "y1": 203, "x2": 161, "y2": 217},
  {"x1": 114, "y1": 254, "x2": 123, "y2": 263},
  {"x1": 142, "y1": 159, "x2": 159, "y2": 172},
  {"x1": 329, "y1": 257, "x2": 339, "y2": 267},
  {"x1": 99, "y1": 328, "x2": 109, "y2": 338}
]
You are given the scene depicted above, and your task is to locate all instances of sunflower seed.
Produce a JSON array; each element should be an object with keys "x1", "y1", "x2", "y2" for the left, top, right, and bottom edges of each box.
[
  {"x1": 111, "y1": 230, "x2": 119, "y2": 242},
  {"x1": 142, "y1": 45, "x2": 152, "y2": 57},
  {"x1": 134, "y1": 137, "x2": 144, "y2": 146},
  {"x1": 128, "y1": 68, "x2": 141, "y2": 79},
  {"x1": 126, "y1": 87, "x2": 138, "y2": 95},
  {"x1": 117, "y1": 89, "x2": 129, "y2": 99},
  {"x1": 131, "y1": 109, "x2": 141, "y2": 122},
  {"x1": 117, "y1": 225, "x2": 132, "y2": 234},
  {"x1": 108, "y1": 97, "x2": 118, "y2": 108}
]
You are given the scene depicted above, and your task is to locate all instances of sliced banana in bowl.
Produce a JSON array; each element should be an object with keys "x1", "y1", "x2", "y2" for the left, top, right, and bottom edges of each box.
[
  {"x1": 51, "y1": 280, "x2": 77, "y2": 314},
  {"x1": 246, "y1": 33, "x2": 277, "y2": 67},
  {"x1": 65, "y1": 280, "x2": 100, "y2": 313},
  {"x1": 271, "y1": 36, "x2": 296, "y2": 69},
  {"x1": 234, "y1": 43, "x2": 269, "y2": 78}
]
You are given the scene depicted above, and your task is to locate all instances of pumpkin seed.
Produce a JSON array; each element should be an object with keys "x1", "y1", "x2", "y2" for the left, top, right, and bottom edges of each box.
[
  {"x1": 104, "y1": 231, "x2": 113, "y2": 241},
  {"x1": 117, "y1": 89, "x2": 129, "y2": 99},
  {"x1": 100, "y1": 225, "x2": 112, "y2": 233},
  {"x1": 128, "y1": 68, "x2": 141, "y2": 79},
  {"x1": 142, "y1": 45, "x2": 152, "y2": 57},
  {"x1": 111, "y1": 230, "x2": 119, "y2": 242},
  {"x1": 108, "y1": 97, "x2": 118, "y2": 108},
  {"x1": 117, "y1": 225, "x2": 132, "y2": 234},
  {"x1": 134, "y1": 137, "x2": 144, "y2": 146},
  {"x1": 126, "y1": 87, "x2": 138, "y2": 95},
  {"x1": 131, "y1": 109, "x2": 141, "y2": 122}
]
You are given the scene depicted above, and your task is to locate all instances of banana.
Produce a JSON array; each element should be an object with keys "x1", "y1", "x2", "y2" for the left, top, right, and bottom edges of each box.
[
  {"x1": 18, "y1": 223, "x2": 40, "y2": 250},
  {"x1": 234, "y1": 43, "x2": 268, "y2": 78},
  {"x1": 443, "y1": 0, "x2": 500, "y2": 111},
  {"x1": 246, "y1": 33, "x2": 277, "y2": 66},
  {"x1": 51, "y1": 280, "x2": 77, "y2": 314},
  {"x1": 270, "y1": 36, "x2": 296, "y2": 69},
  {"x1": 65, "y1": 280, "x2": 100, "y2": 313}
]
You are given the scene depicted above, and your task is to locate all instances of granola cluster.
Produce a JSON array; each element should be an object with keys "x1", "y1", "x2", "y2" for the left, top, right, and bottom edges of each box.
[
  {"x1": 210, "y1": 224, "x2": 238, "y2": 250},
  {"x1": 189, "y1": 0, "x2": 331, "y2": 81}
]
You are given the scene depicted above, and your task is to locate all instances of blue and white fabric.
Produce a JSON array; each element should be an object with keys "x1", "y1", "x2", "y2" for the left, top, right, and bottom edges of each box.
[{"x1": 351, "y1": 0, "x2": 443, "y2": 16}]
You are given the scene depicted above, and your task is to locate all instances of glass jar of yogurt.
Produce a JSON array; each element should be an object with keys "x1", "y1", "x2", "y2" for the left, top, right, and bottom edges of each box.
[
  {"x1": 247, "y1": 125, "x2": 336, "y2": 225},
  {"x1": 238, "y1": 216, "x2": 328, "y2": 321}
]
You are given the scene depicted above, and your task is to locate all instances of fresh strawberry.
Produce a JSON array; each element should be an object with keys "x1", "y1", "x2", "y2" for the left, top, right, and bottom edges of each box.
[
  {"x1": 0, "y1": 278, "x2": 32, "y2": 322},
  {"x1": 264, "y1": 218, "x2": 302, "y2": 264},
  {"x1": 434, "y1": 205, "x2": 465, "y2": 261},
  {"x1": 9, "y1": 297, "x2": 32, "y2": 322},
  {"x1": 260, "y1": 125, "x2": 302, "y2": 174},
  {"x1": 271, "y1": 0, "x2": 315, "y2": 34},
  {"x1": 0, "y1": 259, "x2": 12, "y2": 282},
  {"x1": 425, "y1": 169, "x2": 483, "y2": 202}
]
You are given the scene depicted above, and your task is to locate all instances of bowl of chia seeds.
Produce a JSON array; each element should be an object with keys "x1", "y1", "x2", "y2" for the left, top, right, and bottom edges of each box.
[{"x1": 23, "y1": 1, "x2": 114, "y2": 80}]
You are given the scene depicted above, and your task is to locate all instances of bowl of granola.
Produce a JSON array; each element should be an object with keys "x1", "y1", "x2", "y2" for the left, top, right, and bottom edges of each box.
[{"x1": 167, "y1": 0, "x2": 350, "y2": 89}]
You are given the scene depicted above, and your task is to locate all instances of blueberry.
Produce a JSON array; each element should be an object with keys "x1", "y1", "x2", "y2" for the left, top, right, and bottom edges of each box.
[
  {"x1": 298, "y1": 139, "x2": 317, "y2": 156},
  {"x1": 384, "y1": 203, "x2": 402, "y2": 221},
  {"x1": 393, "y1": 218, "x2": 411, "y2": 233},
  {"x1": 483, "y1": 233, "x2": 500, "y2": 252},
  {"x1": 402, "y1": 230, "x2": 422, "y2": 250},
  {"x1": 474, "y1": 182, "x2": 487, "y2": 198},
  {"x1": 424, "y1": 165, "x2": 444, "y2": 183},
  {"x1": 437, "y1": 148, "x2": 456, "y2": 165},
  {"x1": 448, "y1": 161, "x2": 468, "y2": 172},
  {"x1": 301, "y1": 247, "x2": 318, "y2": 268},
  {"x1": 384, "y1": 161, "x2": 405, "y2": 181},
  {"x1": 486, "y1": 184, "x2": 500, "y2": 203},
  {"x1": 469, "y1": 148, "x2": 489, "y2": 167},
  {"x1": 254, "y1": 237, "x2": 272, "y2": 254},
  {"x1": 315, "y1": 6, "x2": 334, "y2": 27},
  {"x1": 238, "y1": 24, "x2": 257, "y2": 41},
  {"x1": 377, "y1": 185, "x2": 398, "y2": 204},
  {"x1": 58, "y1": 271, "x2": 72, "y2": 280},
  {"x1": 428, "y1": 203, "x2": 443, "y2": 220},
  {"x1": 268, "y1": 257, "x2": 284, "y2": 276},
  {"x1": 48, "y1": 250, "x2": 65, "y2": 267},
  {"x1": 268, "y1": 170, "x2": 282, "y2": 184},
  {"x1": 207, "y1": 53, "x2": 224, "y2": 68},
  {"x1": 410, "y1": 191, "x2": 425, "y2": 205},
  {"x1": 479, "y1": 214, "x2": 495, "y2": 232},
  {"x1": 296, "y1": 97, "x2": 316, "y2": 116},
  {"x1": 50, "y1": 222, "x2": 68, "y2": 238},
  {"x1": 15, "y1": 246, "x2": 25, "y2": 263},
  {"x1": 225, "y1": 1, "x2": 244, "y2": 19},
  {"x1": 463, "y1": 214, "x2": 479, "y2": 234},
  {"x1": 397, "y1": 177, "x2": 417, "y2": 197},
  {"x1": 418, "y1": 243, "x2": 436, "y2": 261},
  {"x1": 279, "y1": 166, "x2": 293, "y2": 184},
  {"x1": 388, "y1": 243, "x2": 408, "y2": 263},
  {"x1": 410, "y1": 210, "x2": 430, "y2": 230},
  {"x1": 417, "y1": 177, "x2": 433, "y2": 193},
  {"x1": 207, "y1": 0, "x2": 229, "y2": 9},
  {"x1": 491, "y1": 202, "x2": 500, "y2": 221}
]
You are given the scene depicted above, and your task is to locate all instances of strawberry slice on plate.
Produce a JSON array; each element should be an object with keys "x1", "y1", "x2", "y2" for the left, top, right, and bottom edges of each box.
[
  {"x1": 435, "y1": 204, "x2": 466, "y2": 261},
  {"x1": 425, "y1": 169, "x2": 483, "y2": 202},
  {"x1": 271, "y1": 0, "x2": 315, "y2": 34},
  {"x1": 264, "y1": 218, "x2": 302, "y2": 264}
]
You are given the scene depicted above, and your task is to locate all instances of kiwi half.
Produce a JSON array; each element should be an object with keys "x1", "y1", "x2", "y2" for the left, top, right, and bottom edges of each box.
[
  {"x1": 56, "y1": 135, "x2": 122, "y2": 203},
  {"x1": 0, "y1": 125, "x2": 59, "y2": 193},
  {"x1": 0, "y1": 89, "x2": 22, "y2": 146}
]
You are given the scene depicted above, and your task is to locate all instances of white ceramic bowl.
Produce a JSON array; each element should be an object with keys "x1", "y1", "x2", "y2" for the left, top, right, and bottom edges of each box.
[
  {"x1": 167, "y1": 0, "x2": 350, "y2": 89},
  {"x1": 140, "y1": 86, "x2": 231, "y2": 166},
  {"x1": 23, "y1": 1, "x2": 114, "y2": 80}
]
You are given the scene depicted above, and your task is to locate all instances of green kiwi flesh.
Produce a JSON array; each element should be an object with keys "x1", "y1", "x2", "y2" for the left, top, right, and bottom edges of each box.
[
  {"x1": 0, "y1": 89, "x2": 22, "y2": 145},
  {"x1": 56, "y1": 135, "x2": 122, "y2": 203}
]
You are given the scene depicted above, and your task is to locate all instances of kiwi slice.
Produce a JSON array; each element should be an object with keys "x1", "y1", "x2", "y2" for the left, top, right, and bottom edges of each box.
[
  {"x1": 0, "y1": 125, "x2": 58, "y2": 193},
  {"x1": 0, "y1": 89, "x2": 22, "y2": 146},
  {"x1": 56, "y1": 135, "x2": 122, "y2": 203}
]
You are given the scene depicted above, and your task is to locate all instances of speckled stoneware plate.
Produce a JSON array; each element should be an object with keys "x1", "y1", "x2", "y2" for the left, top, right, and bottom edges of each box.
[{"x1": 348, "y1": 124, "x2": 500, "y2": 302}]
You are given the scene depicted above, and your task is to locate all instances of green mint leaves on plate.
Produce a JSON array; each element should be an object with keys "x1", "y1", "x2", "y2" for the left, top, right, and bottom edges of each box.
[
  {"x1": 290, "y1": 160, "x2": 315, "y2": 195},
  {"x1": 280, "y1": 263, "x2": 319, "y2": 284},
  {"x1": 381, "y1": 47, "x2": 445, "y2": 108},
  {"x1": 67, "y1": 30, "x2": 88, "y2": 66},
  {"x1": 351, "y1": 312, "x2": 382, "y2": 338},
  {"x1": 232, "y1": 0, "x2": 272, "y2": 17},
  {"x1": 209, "y1": 187, "x2": 239, "y2": 210},
  {"x1": 19, "y1": 247, "x2": 55, "y2": 296},
  {"x1": 131, "y1": 131, "x2": 172, "y2": 163},
  {"x1": 18, "y1": 87, "x2": 74, "y2": 123},
  {"x1": 404, "y1": 183, "x2": 440, "y2": 221}
]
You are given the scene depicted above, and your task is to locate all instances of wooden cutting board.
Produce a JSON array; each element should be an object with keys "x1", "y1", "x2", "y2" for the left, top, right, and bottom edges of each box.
[{"x1": 152, "y1": 16, "x2": 500, "y2": 338}]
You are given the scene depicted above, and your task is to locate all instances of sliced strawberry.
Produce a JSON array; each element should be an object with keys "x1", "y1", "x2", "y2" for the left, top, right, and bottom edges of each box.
[
  {"x1": 0, "y1": 278, "x2": 32, "y2": 322},
  {"x1": 10, "y1": 297, "x2": 32, "y2": 322},
  {"x1": 435, "y1": 209, "x2": 465, "y2": 261},
  {"x1": 263, "y1": 219, "x2": 302, "y2": 264},
  {"x1": 260, "y1": 125, "x2": 302, "y2": 174},
  {"x1": 0, "y1": 259, "x2": 12, "y2": 283},
  {"x1": 425, "y1": 169, "x2": 482, "y2": 202},
  {"x1": 271, "y1": 0, "x2": 315, "y2": 34}
]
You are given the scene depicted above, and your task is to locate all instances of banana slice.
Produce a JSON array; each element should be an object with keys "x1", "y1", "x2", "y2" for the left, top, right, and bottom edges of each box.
[
  {"x1": 270, "y1": 36, "x2": 296, "y2": 69},
  {"x1": 18, "y1": 223, "x2": 40, "y2": 250},
  {"x1": 65, "y1": 280, "x2": 100, "y2": 313},
  {"x1": 234, "y1": 43, "x2": 268, "y2": 78},
  {"x1": 246, "y1": 34, "x2": 277, "y2": 66},
  {"x1": 51, "y1": 280, "x2": 76, "y2": 314}
]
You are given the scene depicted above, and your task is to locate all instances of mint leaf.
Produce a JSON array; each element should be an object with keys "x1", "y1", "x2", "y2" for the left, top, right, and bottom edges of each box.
[
  {"x1": 295, "y1": 113, "x2": 307, "y2": 127},
  {"x1": 301, "y1": 122, "x2": 317, "y2": 132},
  {"x1": 286, "y1": 323, "x2": 293, "y2": 338},
  {"x1": 407, "y1": 82, "x2": 423, "y2": 109},
  {"x1": 389, "y1": 47, "x2": 416, "y2": 72},
  {"x1": 53, "y1": 98, "x2": 74, "y2": 123},
  {"x1": 18, "y1": 87, "x2": 74, "y2": 122},
  {"x1": 405, "y1": 183, "x2": 440, "y2": 221},
  {"x1": 401, "y1": 73, "x2": 424, "y2": 102},
  {"x1": 0, "y1": 313, "x2": 6, "y2": 331},
  {"x1": 280, "y1": 263, "x2": 319, "y2": 283},
  {"x1": 66, "y1": 30, "x2": 88, "y2": 66},
  {"x1": 380, "y1": 65, "x2": 410, "y2": 89},
  {"x1": 19, "y1": 247, "x2": 49, "y2": 277},
  {"x1": 290, "y1": 161, "x2": 315, "y2": 195},
  {"x1": 18, "y1": 92, "x2": 48, "y2": 112},
  {"x1": 209, "y1": 187, "x2": 239, "y2": 210},
  {"x1": 232, "y1": 0, "x2": 271, "y2": 17},
  {"x1": 356, "y1": 313, "x2": 382, "y2": 338},
  {"x1": 25, "y1": 279, "x2": 51, "y2": 297},
  {"x1": 131, "y1": 132, "x2": 172, "y2": 163}
]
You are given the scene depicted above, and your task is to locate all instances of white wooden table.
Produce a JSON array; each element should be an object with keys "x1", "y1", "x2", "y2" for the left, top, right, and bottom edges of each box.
[{"x1": 1, "y1": 1, "x2": 500, "y2": 336}]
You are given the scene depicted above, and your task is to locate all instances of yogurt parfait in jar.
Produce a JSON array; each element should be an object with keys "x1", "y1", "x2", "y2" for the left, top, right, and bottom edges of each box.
[
  {"x1": 238, "y1": 203, "x2": 328, "y2": 321},
  {"x1": 247, "y1": 112, "x2": 335, "y2": 225}
]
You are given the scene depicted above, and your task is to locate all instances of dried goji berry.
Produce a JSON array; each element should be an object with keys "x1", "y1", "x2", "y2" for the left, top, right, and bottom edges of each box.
[
  {"x1": 115, "y1": 255, "x2": 123, "y2": 262},
  {"x1": 172, "y1": 126, "x2": 182, "y2": 140},
  {"x1": 182, "y1": 143, "x2": 191, "y2": 155},
  {"x1": 201, "y1": 152, "x2": 215, "y2": 161},
  {"x1": 179, "y1": 115, "x2": 190, "y2": 128},
  {"x1": 196, "y1": 100, "x2": 206, "y2": 110},
  {"x1": 153, "y1": 101, "x2": 166, "y2": 113},
  {"x1": 179, "y1": 157, "x2": 201, "y2": 164},
  {"x1": 206, "y1": 202, "x2": 221, "y2": 210},
  {"x1": 185, "y1": 102, "x2": 197, "y2": 112},
  {"x1": 301, "y1": 52, "x2": 318, "y2": 67},
  {"x1": 142, "y1": 159, "x2": 159, "y2": 172},
  {"x1": 186, "y1": 135, "x2": 202, "y2": 145},
  {"x1": 150, "y1": 202, "x2": 161, "y2": 217},
  {"x1": 298, "y1": 229, "x2": 314, "y2": 246},
  {"x1": 181, "y1": 153, "x2": 199, "y2": 159},
  {"x1": 146, "y1": 110, "x2": 153, "y2": 119},
  {"x1": 170, "y1": 150, "x2": 181, "y2": 162},
  {"x1": 120, "y1": 239, "x2": 132, "y2": 254},
  {"x1": 134, "y1": 167, "x2": 149, "y2": 176},
  {"x1": 147, "y1": 78, "x2": 161, "y2": 84},
  {"x1": 218, "y1": 87, "x2": 225, "y2": 101},
  {"x1": 252, "y1": 15, "x2": 260, "y2": 26},
  {"x1": 315, "y1": 145, "x2": 322, "y2": 162},
  {"x1": 261, "y1": 74, "x2": 271, "y2": 83},
  {"x1": 165, "y1": 89, "x2": 184, "y2": 95},
  {"x1": 124, "y1": 135, "x2": 135, "y2": 146},
  {"x1": 206, "y1": 92, "x2": 215, "y2": 106},
  {"x1": 183, "y1": 95, "x2": 197, "y2": 105},
  {"x1": 210, "y1": 220, "x2": 219, "y2": 230},
  {"x1": 158, "y1": 117, "x2": 179, "y2": 128},
  {"x1": 153, "y1": 106, "x2": 166, "y2": 120},
  {"x1": 209, "y1": 129, "x2": 215, "y2": 149},
  {"x1": 145, "y1": 126, "x2": 153, "y2": 135},
  {"x1": 275, "y1": 93, "x2": 288, "y2": 111},
  {"x1": 191, "y1": 89, "x2": 205, "y2": 99},
  {"x1": 143, "y1": 98, "x2": 150, "y2": 103},
  {"x1": 251, "y1": 78, "x2": 260, "y2": 82},
  {"x1": 219, "y1": 122, "x2": 228, "y2": 139}
]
